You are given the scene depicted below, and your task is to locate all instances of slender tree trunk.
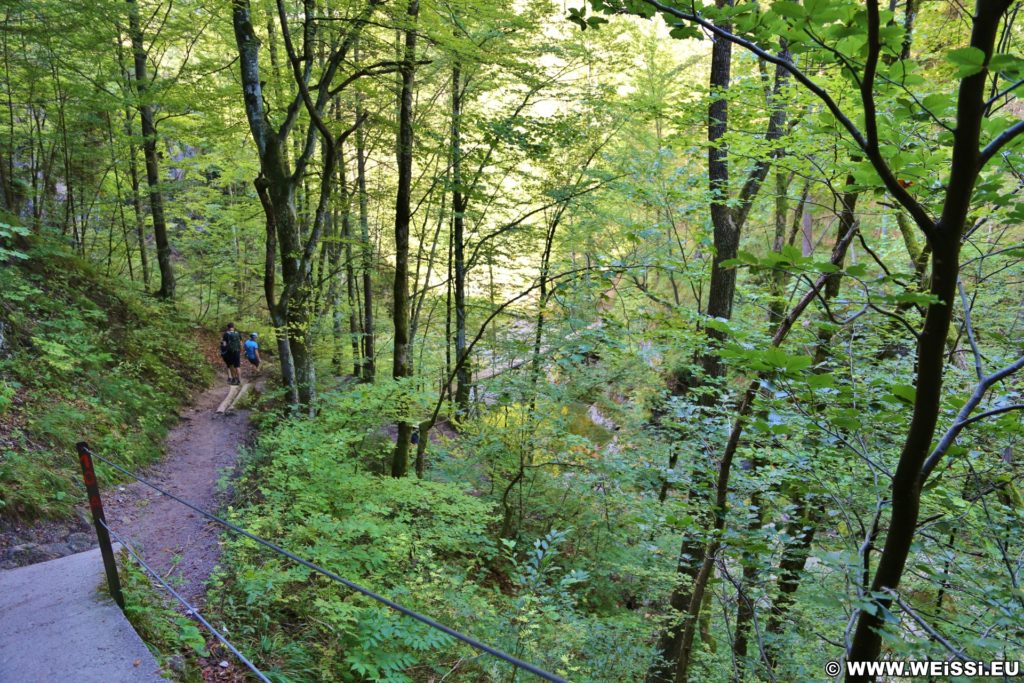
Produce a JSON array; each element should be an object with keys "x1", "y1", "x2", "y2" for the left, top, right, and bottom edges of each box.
[
  {"x1": 328, "y1": 195, "x2": 346, "y2": 374},
  {"x1": 269, "y1": 163, "x2": 315, "y2": 407},
  {"x1": 699, "y1": 4, "x2": 736, "y2": 383},
  {"x1": 341, "y1": 155, "x2": 361, "y2": 377},
  {"x1": 451, "y1": 63, "x2": 471, "y2": 413},
  {"x1": 391, "y1": 0, "x2": 419, "y2": 477},
  {"x1": 116, "y1": 33, "x2": 151, "y2": 288},
  {"x1": 355, "y1": 85, "x2": 375, "y2": 383},
  {"x1": 0, "y1": 12, "x2": 16, "y2": 214},
  {"x1": 51, "y1": 64, "x2": 77, "y2": 248},
  {"x1": 128, "y1": 0, "x2": 174, "y2": 299},
  {"x1": 846, "y1": 1, "x2": 1005, "y2": 676},
  {"x1": 126, "y1": 122, "x2": 150, "y2": 288},
  {"x1": 445, "y1": 211, "x2": 454, "y2": 398},
  {"x1": 104, "y1": 113, "x2": 134, "y2": 282},
  {"x1": 408, "y1": 166, "x2": 446, "y2": 385},
  {"x1": 529, "y1": 213, "x2": 561, "y2": 413},
  {"x1": 255, "y1": 174, "x2": 299, "y2": 405}
]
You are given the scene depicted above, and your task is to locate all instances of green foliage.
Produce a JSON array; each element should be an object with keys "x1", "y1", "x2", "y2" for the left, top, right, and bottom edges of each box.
[
  {"x1": 0, "y1": 231, "x2": 209, "y2": 518},
  {"x1": 117, "y1": 552, "x2": 209, "y2": 680},
  {"x1": 210, "y1": 387, "x2": 498, "y2": 681},
  {"x1": 208, "y1": 383, "x2": 657, "y2": 682},
  {"x1": 0, "y1": 223, "x2": 30, "y2": 261},
  {"x1": 3, "y1": 0, "x2": 1023, "y2": 680}
]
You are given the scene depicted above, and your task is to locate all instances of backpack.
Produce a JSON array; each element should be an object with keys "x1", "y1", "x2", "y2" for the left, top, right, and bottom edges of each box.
[{"x1": 223, "y1": 330, "x2": 241, "y2": 355}]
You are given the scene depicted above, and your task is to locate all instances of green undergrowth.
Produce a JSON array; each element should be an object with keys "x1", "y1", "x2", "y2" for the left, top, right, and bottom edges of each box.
[
  {"x1": 0, "y1": 226, "x2": 210, "y2": 519},
  {"x1": 116, "y1": 551, "x2": 208, "y2": 682},
  {"x1": 205, "y1": 383, "x2": 649, "y2": 683}
]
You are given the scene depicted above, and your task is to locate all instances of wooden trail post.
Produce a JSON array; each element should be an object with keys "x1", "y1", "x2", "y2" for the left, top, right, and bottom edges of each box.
[{"x1": 75, "y1": 441, "x2": 125, "y2": 610}]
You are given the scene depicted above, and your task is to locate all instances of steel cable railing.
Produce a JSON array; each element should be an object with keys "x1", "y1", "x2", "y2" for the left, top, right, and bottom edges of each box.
[
  {"x1": 76, "y1": 442, "x2": 568, "y2": 683},
  {"x1": 99, "y1": 519, "x2": 272, "y2": 682}
]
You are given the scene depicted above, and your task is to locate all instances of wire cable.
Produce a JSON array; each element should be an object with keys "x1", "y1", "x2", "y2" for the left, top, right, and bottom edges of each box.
[
  {"x1": 89, "y1": 448, "x2": 568, "y2": 683},
  {"x1": 99, "y1": 519, "x2": 272, "y2": 683}
]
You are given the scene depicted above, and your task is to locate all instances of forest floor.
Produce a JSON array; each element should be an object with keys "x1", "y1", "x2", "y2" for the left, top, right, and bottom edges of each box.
[{"x1": 1, "y1": 354, "x2": 260, "y2": 608}]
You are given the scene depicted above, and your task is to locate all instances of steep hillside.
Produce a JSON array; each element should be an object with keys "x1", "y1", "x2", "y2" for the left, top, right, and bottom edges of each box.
[{"x1": 0, "y1": 225, "x2": 209, "y2": 521}]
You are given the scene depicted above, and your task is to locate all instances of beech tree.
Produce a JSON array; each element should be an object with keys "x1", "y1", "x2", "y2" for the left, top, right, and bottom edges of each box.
[
  {"x1": 391, "y1": 0, "x2": 419, "y2": 476},
  {"x1": 126, "y1": 0, "x2": 174, "y2": 299},
  {"x1": 231, "y1": 0, "x2": 384, "y2": 406}
]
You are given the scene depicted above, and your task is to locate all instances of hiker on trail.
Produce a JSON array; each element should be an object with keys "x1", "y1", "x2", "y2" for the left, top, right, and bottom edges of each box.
[
  {"x1": 244, "y1": 332, "x2": 261, "y2": 375},
  {"x1": 220, "y1": 322, "x2": 242, "y2": 386}
]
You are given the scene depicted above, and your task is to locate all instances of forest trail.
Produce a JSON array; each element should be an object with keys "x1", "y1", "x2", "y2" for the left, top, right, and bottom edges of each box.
[
  {"x1": 0, "y1": 366, "x2": 259, "y2": 682},
  {"x1": 103, "y1": 370, "x2": 260, "y2": 606}
]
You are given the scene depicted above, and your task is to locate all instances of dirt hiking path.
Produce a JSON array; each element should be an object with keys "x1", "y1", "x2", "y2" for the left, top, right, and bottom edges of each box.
[{"x1": 104, "y1": 373, "x2": 258, "y2": 606}]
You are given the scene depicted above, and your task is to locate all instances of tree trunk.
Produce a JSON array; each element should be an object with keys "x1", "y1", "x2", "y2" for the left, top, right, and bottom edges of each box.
[
  {"x1": 103, "y1": 112, "x2": 134, "y2": 281},
  {"x1": 115, "y1": 34, "x2": 150, "y2": 288},
  {"x1": 267, "y1": 158, "x2": 315, "y2": 407},
  {"x1": 699, "y1": 4, "x2": 735, "y2": 383},
  {"x1": 355, "y1": 84, "x2": 375, "y2": 383},
  {"x1": 127, "y1": 126, "x2": 149, "y2": 289},
  {"x1": 846, "y1": 1, "x2": 1006, "y2": 676},
  {"x1": 0, "y1": 12, "x2": 15, "y2": 214},
  {"x1": 445, "y1": 209, "x2": 454, "y2": 398},
  {"x1": 342, "y1": 157, "x2": 361, "y2": 378},
  {"x1": 255, "y1": 173, "x2": 299, "y2": 405},
  {"x1": 327, "y1": 193, "x2": 346, "y2": 375},
  {"x1": 391, "y1": 0, "x2": 419, "y2": 478},
  {"x1": 128, "y1": 0, "x2": 174, "y2": 299},
  {"x1": 451, "y1": 63, "x2": 471, "y2": 413}
]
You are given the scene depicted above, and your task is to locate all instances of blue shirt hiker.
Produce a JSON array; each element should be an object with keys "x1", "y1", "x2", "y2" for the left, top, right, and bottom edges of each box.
[{"x1": 244, "y1": 333, "x2": 261, "y2": 371}]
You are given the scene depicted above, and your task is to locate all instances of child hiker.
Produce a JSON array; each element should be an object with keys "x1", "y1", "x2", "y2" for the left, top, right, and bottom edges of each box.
[{"x1": 244, "y1": 332, "x2": 261, "y2": 376}]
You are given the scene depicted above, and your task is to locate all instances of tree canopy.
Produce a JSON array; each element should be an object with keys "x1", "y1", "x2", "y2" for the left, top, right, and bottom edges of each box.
[{"x1": 1, "y1": 0, "x2": 1023, "y2": 680}]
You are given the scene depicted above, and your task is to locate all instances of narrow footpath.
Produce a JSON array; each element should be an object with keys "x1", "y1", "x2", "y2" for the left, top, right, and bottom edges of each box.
[
  {"x1": 0, "y1": 365, "x2": 259, "y2": 682},
  {"x1": 104, "y1": 372, "x2": 258, "y2": 606}
]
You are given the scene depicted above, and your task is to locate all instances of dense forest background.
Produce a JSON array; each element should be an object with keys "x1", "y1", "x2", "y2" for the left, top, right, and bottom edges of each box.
[{"x1": 1, "y1": 0, "x2": 1023, "y2": 680}]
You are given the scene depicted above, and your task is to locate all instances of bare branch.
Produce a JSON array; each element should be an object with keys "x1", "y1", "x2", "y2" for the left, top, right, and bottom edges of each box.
[
  {"x1": 978, "y1": 119, "x2": 1024, "y2": 170},
  {"x1": 922, "y1": 353, "x2": 1024, "y2": 478},
  {"x1": 957, "y1": 279, "x2": 983, "y2": 381}
]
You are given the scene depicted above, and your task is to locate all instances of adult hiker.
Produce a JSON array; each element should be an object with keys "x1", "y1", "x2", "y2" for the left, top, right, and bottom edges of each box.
[
  {"x1": 244, "y1": 332, "x2": 261, "y2": 375},
  {"x1": 220, "y1": 322, "x2": 242, "y2": 385}
]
